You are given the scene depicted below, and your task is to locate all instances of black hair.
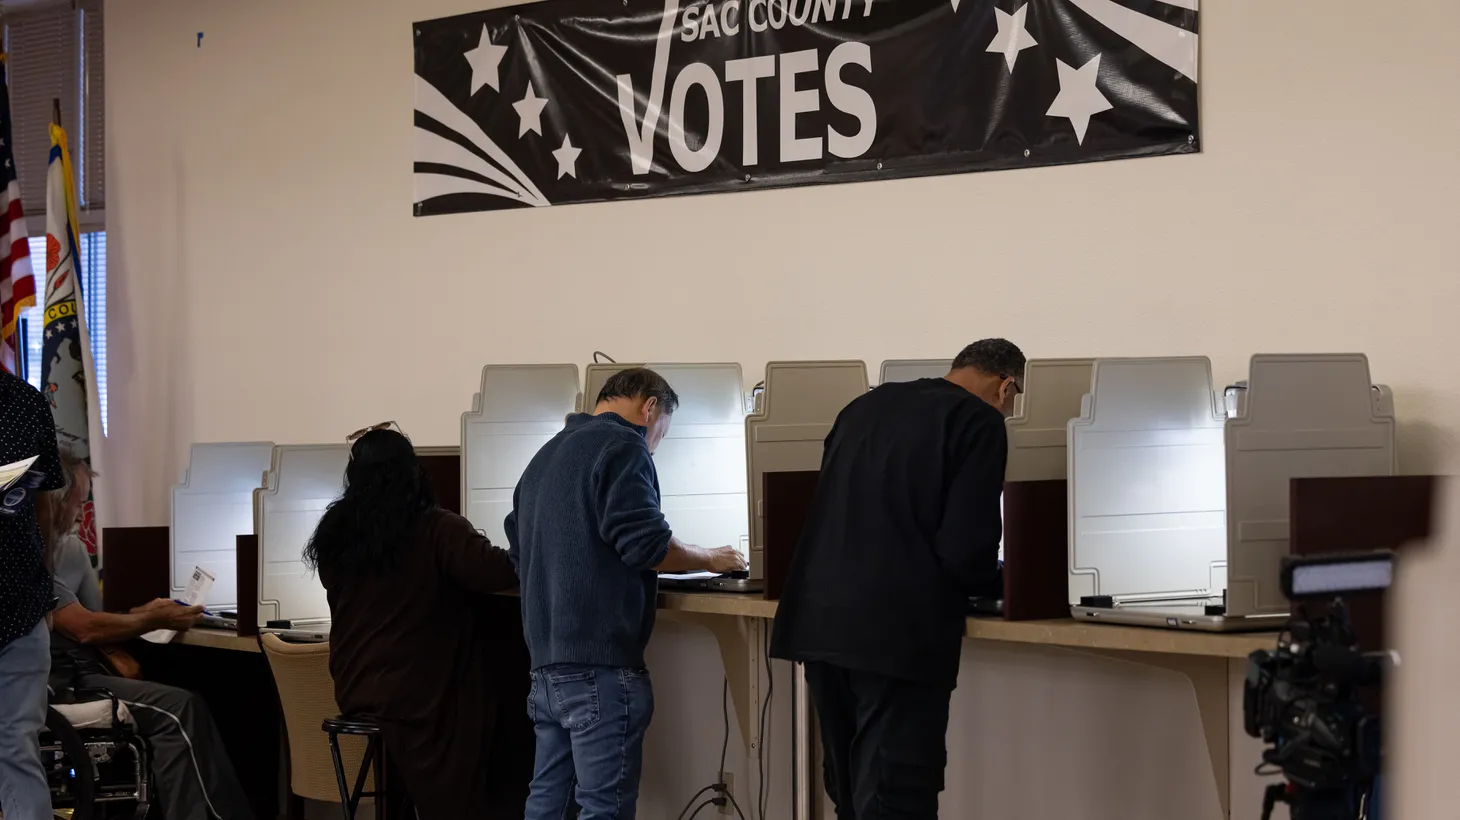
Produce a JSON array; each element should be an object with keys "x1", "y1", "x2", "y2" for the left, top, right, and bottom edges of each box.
[
  {"x1": 302, "y1": 428, "x2": 435, "y2": 579},
  {"x1": 595, "y1": 367, "x2": 680, "y2": 413},
  {"x1": 951, "y1": 338, "x2": 1027, "y2": 384}
]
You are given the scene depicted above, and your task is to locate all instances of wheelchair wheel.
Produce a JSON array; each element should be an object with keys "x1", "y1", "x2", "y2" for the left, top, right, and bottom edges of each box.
[{"x1": 44, "y1": 706, "x2": 96, "y2": 820}]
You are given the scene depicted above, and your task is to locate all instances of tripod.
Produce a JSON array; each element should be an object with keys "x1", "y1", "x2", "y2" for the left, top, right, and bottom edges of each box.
[{"x1": 1261, "y1": 782, "x2": 1373, "y2": 820}]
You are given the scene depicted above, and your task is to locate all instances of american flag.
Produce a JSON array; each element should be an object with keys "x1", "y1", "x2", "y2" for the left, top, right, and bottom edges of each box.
[{"x1": 0, "y1": 56, "x2": 33, "y2": 375}]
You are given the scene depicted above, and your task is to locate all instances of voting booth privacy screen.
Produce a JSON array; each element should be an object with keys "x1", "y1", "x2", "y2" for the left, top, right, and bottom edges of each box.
[
  {"x1": 171, "y1": 442, "x2": 274, "y2": 609},
  {"x1": 1066, "y1": 355, "x2": 1397, "y2": 618},
  {"x1": 411, "y1": 0, "x2": 1201, "y2": 214}
]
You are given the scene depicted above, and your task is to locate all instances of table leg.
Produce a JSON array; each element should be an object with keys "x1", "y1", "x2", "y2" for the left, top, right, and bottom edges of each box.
[
  {"x1": 1081, "y1": 649, "x2": 1232, "y2": 819},
  {"x1": 661, "y1": 612, "x2": 765, "y2": 759}
]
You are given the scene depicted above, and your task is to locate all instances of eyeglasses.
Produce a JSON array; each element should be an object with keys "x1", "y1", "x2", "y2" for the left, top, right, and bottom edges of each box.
[
  {"x1": 346, "y1": 421, "x2": 400, "y2": 444},
  {"x1": 1001, "y1": 376, "x2": 1024, "y2": 396}
]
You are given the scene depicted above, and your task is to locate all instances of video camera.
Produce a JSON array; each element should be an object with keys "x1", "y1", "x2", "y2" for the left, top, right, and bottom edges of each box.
[{"x1": 1243, "y1": 551, "x2": 1396, "y2": 820}]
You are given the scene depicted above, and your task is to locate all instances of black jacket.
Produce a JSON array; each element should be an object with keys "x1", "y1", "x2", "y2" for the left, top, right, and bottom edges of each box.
[{"x1": 769, "y1": 378, "x2": 1007, "y2": 687}]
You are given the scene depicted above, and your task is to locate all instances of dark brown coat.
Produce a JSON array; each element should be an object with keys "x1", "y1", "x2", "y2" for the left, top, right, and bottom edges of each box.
[{"x1": 321, "y1": 508, "x2": 531, "y2": 819}]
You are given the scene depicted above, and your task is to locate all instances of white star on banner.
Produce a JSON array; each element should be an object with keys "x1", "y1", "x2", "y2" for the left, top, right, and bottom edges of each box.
[
  {"x1": 1046, "y1": 54, "x2": 1113, "y2": 145},
  {"x1": 513, "y1": 83, "x2": 549, "y2": 138},
  {"x1": 986, "y1": 5, "x2": 1038, "y2": 72},
  {"x1": 464, "y1": 25, "x2": 508, "y2": 95},
  {"x1": 552, "y1": 134, "x2": 581, "y2": 179}
]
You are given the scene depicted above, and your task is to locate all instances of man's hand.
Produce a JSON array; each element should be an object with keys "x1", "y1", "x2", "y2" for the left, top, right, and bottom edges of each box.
[
  {"x1": 131, "y1": 598, "x2": 175, "y2": 614},
  {"x1": 656, "y1": 537, "x2": 750, "y2": 574},
  {"x1": 705, "y1": 546, "x2": 748, "y2": 574},
  {"x1": 146, "y1": 602, "x2": 205, "y2": 631}
]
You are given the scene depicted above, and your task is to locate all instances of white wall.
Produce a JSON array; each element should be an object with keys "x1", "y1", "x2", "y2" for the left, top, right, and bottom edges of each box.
[{"x1": 104, "y1": 0, "x2": 1460, "y2": 529}]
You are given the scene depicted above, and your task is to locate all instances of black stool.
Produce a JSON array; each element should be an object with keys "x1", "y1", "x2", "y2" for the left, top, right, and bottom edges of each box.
[{"x1": 322, "y1": 716, "x2": 384, "y2": 820}]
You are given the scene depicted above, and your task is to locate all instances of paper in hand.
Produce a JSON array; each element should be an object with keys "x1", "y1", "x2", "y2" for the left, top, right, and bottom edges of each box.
[
  {"x1": 0, "y1": 456, "x2": 44, "y2": 517},
  {"x1": 0, "y1": 456, "x2": 38, "y2": 491},
  {"x1": 142, "y1": 566, "x2": 215, "y2": 644}
]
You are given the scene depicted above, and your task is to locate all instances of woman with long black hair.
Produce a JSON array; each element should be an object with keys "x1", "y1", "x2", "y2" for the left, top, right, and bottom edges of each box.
[{"x1": 305, "y1": 424, "x2": 528, "y2": 819}]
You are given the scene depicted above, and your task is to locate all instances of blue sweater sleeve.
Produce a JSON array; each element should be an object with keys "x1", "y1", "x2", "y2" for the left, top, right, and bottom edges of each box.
[{"x1": 594, "y1": 440, "x2": 673, "y2": 571}]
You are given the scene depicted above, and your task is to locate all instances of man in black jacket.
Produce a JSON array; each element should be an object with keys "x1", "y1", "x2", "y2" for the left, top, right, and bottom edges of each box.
[{"x1": 770, "y1": 339, "x2": 1025, "y2": 820}]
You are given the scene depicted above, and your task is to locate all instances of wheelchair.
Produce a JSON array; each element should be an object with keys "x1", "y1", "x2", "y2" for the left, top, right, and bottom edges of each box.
[{"x1": 40, "y1": 688, "x2": 152, "y2": 820}]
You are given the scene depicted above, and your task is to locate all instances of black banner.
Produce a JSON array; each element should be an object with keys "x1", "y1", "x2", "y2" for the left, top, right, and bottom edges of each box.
[{"x1": 413, "y1": 0, "x2": 1199, "y2": 214}]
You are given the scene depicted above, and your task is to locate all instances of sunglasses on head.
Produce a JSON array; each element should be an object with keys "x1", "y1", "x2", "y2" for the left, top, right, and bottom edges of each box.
[{"x1": 346, "y1": 421, "x2": 400, "y2": 444}]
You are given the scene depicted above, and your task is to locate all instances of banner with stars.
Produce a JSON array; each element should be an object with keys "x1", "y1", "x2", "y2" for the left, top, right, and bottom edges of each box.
[{"x1": 413, "y1": 0, "x2": 1198, "y2": 215}]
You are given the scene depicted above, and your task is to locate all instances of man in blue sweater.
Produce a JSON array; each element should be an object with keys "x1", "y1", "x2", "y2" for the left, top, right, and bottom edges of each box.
[{"x1": 506, "y1": 367, "x2": 746, "y2": 820}]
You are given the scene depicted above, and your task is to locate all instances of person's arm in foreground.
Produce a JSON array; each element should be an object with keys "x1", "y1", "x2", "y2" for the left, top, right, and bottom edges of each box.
[
  {"x1": 52, "y1": 598, "x2": 202, "y2": 646},
  {"x1": 597, "y1": 442, "x2": 745, "y2": 573},
  {"x1": 933, "y1": 417, "x2": 1009, "y2": 597}
]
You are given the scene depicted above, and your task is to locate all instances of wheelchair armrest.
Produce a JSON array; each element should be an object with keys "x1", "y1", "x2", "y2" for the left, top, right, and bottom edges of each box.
[{"x1": 69, "y1": 687, "x2": 125, "y2": 727}]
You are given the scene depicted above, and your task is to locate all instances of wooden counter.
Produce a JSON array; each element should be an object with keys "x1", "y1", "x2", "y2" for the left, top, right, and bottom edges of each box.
[
  {"x1": 655, "y1": 590, "x2": 1275, "y2": 659},
  {"x1": 176, "y1": 627, "x2": 261, "y2": 653},
  {"x1": 177, "y1": 593, "x2": 1273, "y2": 660}
]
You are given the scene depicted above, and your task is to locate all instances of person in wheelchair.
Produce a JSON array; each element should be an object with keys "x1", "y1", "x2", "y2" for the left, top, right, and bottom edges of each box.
[{"x1": 47, "y1": 448, "x2": 256, "y2": 820}]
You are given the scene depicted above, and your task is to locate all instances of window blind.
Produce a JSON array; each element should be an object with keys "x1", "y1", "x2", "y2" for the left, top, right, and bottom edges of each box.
[
  {"x1": 6, "y1": 4, "x2": 78, "y2": 216},
  {"x1": 5, "y1": 0, "x2": 104, "y2": 214},
  {"x1": 79, "y1": 3, "x2": 102, "y2": 208}
]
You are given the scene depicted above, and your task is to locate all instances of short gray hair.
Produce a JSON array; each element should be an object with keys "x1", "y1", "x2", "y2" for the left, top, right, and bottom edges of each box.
[{"x1": 595, "y1": 367, "x2": 680, "y2": 414}]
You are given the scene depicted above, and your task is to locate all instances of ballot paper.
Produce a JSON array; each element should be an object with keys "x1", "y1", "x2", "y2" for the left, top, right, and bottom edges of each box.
[
  {"x1": 658, "y1": 571, "x2": 719, "y2": 581},
  {"x1": 142, "y1": 566, "x2": 215, "y2": 644},
  {"x1": 0, "y1": 455, "x2": 38, "y2": 491},
  {"x1": 0, "y1": 455, "x2": 44, "y2": 517}
]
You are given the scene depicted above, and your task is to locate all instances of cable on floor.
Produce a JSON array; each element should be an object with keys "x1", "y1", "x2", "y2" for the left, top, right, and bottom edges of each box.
[
  {"x1": 676, "y1": 678, "x2": 745, "y2": 820},
  {"x1": 758, "y1": 634, "x2": 774, "y2": 820}
]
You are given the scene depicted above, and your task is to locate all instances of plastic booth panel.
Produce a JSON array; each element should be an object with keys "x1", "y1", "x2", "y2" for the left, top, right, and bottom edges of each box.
[
  {"x1": 1223, "y1": 354, "x2": 1396, "y2": 617},
  {"x1": 254, "y1": 445, "x2": 348, "y2": 626},
  {"x1": 170, "y1": 441, "x2": 274, "y2": 608},
  {"x1": 879, "y1": 359, "x2": 951, "y2": 385},
  {"x1": 1006, "y1": 359, "x2": 1095, "y2": 483},
  {"x1": 1068, "y1": 358, "x2": 1228, "y2": 605},
  {"x1": 746, "y1": 361, "x2": 868, "y2": 578},
  {"x1": 460, "y1": 364, "x2": 581, "y2": 546}
]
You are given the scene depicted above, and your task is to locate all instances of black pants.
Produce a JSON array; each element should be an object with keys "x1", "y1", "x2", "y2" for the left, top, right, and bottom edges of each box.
[{"x1": 803, "y1": 662, "x2": 953, "y2": 820}]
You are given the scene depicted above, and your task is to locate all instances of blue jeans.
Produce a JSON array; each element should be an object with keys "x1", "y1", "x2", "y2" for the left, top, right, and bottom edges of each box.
[
  {"x1": 0, "y1": 620, "x2": 51, "y2": 820},
  {"x1": 525, "y1": 664, "x2": 654, "y2": 820}
]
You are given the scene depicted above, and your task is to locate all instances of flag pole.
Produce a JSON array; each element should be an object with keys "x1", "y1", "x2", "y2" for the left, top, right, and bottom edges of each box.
[{"x1": 52, "y1": 97, "x2": 60, "y2": 127}]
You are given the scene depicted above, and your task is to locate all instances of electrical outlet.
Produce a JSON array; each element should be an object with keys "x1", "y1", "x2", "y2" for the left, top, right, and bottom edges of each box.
[{"x1": 717, "y1": 772, "x2": 735, "y2": 816}]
